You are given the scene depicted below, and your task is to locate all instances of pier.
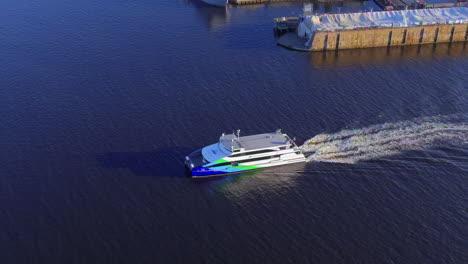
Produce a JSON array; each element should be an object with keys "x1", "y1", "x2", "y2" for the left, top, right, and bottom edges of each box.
[
  {"x1": 230, "y1": 0, "x2": 308, "y2": 5},
  {"x1": 202, "y1": 0, "x2": 335, "y2": 6},
  {"x1": 373, "y1": 0, "x2": 467, "y2": 11},
  {"x1": 373, "y1": 0, "x2": 409, "y2": 10}
]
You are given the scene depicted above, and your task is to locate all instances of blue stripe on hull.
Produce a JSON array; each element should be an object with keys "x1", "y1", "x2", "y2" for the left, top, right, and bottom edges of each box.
[
  {"x1": 192, "y1": 170, "x2": 229, "y2": 177},
  {"x1": 191, "y1": 165, "x2": 250, "y2": 177}
]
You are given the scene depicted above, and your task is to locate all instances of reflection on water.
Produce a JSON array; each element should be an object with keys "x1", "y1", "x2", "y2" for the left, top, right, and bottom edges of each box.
[
  {"x1": 310, "y1": 42, "x2": 468, "y2": 68},
  {"x1": 188, "y1": 0, "x2": 231, "y2": 31},
  {"x1": 200, "y1": 163, "x2": 307, "y2": 198}
]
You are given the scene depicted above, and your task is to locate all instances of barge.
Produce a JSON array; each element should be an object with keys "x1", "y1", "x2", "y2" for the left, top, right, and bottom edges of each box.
[{"x1": 278, "y1": 7, "x2": 468, "y2": 51}]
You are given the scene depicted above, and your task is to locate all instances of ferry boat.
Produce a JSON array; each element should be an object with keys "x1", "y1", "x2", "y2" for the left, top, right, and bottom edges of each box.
[{"x1": 185, "y1": 130, "x2": 306, "y2": 177}]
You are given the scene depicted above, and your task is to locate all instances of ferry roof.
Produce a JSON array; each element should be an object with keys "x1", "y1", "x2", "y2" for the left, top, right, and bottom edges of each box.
[{"x1": 220, "y1": 132, "x2": 292, "y2": 151}]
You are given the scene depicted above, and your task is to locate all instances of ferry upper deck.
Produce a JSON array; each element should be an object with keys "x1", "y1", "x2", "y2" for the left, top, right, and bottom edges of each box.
[{"x1": 220, "y1": 130, "x2": 297, "y2": 153}]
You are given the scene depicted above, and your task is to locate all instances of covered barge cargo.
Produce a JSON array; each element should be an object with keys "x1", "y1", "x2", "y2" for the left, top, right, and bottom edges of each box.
[{"x1": 288, "y1": 7, "x2": 468, "y2": 51}]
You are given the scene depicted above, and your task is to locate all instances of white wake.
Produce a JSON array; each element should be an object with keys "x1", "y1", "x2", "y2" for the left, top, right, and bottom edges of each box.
[{"x1": 300, "y1": 115, "x2": 468, "y2": 164}]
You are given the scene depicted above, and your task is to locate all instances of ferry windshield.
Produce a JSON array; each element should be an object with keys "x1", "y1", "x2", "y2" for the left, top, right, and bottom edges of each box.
[{"x1": 188, "y1": 149, "x2": 207, "y2": 167}]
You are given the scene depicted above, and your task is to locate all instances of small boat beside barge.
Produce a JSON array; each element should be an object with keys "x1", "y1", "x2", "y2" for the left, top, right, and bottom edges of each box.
[{"x1": 185, "y1": 130, "x2": 306, "y2": 177}]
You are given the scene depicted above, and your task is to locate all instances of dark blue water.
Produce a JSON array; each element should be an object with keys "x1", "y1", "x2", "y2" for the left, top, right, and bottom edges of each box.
[{"x1": 1, "y1": 0, "x2": 467, "y2": 263}]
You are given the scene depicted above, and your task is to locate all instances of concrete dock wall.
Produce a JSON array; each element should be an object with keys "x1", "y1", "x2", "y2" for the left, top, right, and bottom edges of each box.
[{"x1": 310, "y1": 24, "x2": 468, "y2": 51}]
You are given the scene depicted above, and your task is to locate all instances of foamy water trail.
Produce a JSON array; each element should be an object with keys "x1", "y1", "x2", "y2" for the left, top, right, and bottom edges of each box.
[{"x1": 300, "y1": 115, "x2": 468, "y2": 164}]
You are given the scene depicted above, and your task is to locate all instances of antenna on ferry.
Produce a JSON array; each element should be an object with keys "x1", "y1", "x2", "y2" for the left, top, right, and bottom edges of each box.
[
  {"x1": 236, "y1": 129, "x2": 241, "y2": 139},
  {"x1": 276, "y1": 128, "x2": 282, "y2": 134}
]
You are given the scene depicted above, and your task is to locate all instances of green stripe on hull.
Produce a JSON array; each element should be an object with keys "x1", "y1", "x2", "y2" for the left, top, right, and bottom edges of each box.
[
  {"x1": 235, "y1": 165, "x2": 261, "y2": 170},
  {"x1": 209, "y1": 158, "x2": 262, "y2": 171}
]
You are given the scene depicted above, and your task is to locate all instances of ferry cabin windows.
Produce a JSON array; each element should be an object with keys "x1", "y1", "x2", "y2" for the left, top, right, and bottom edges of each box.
[
  {"x1": 240, "y1": 155, "x2": 281, "y2": 164},
  {"x1": 230, "y1": 145, "x2": 294, "y2": 157},
  {"x1": 230, "y1": 149, "x2": 275, "y2": 157}
]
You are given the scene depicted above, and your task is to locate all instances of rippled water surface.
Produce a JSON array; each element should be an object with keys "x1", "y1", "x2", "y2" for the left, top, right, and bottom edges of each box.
[{"x1": 1, "y1": 1, "x2": 467, "y2": 263}]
